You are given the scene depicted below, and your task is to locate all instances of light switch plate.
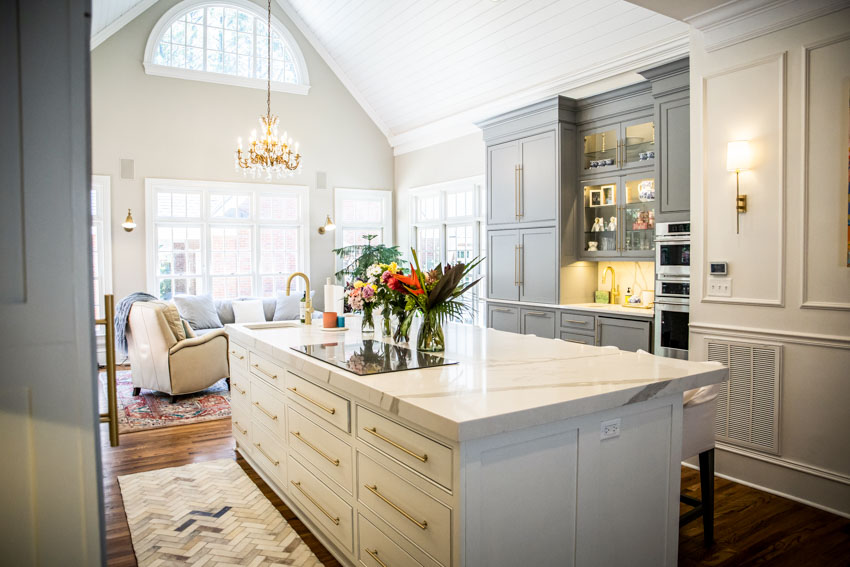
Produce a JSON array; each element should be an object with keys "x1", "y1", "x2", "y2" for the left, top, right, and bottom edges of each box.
[{"x1": 708, "y1": 277, "x2": 732, "y2": 297}]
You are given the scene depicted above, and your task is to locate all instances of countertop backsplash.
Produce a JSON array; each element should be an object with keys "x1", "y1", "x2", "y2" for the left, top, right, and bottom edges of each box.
[{"x1": 596, "y1": 261, "x2": 655, "y2": 299}]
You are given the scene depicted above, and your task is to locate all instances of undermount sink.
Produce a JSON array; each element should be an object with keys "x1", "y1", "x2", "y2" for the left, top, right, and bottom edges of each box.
[{"x1": 242, "y1": 321, "x2": 301, "y2": 330}]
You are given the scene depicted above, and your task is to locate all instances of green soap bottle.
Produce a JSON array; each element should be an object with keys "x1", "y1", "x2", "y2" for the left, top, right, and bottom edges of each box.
[{"x1": 299, "y1": 291, "x2": 306, "y2": 323}]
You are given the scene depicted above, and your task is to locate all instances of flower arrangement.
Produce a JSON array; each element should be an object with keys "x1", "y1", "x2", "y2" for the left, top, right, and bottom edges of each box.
[{"x1": 344, "y1": 279, "x2": 378, "y2": 334}]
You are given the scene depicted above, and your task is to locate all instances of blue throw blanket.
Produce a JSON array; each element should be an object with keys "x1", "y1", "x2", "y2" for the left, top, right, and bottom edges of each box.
[{"x1": 114, "y1": 292, "x2": 157, "y2": 355}]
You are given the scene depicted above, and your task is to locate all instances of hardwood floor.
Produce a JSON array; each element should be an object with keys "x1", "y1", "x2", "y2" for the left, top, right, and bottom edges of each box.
[{"x1": 101, "y1": 419, "x2": 850, "y2": 566}]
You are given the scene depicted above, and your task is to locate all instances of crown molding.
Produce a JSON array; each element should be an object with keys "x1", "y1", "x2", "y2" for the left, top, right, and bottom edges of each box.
[
  {"x1": 686, "y1": 0, "x2": 850, "y2": 52},
  {"x1": 91, "y1": 0, "x2": 159, "y2": 50}
]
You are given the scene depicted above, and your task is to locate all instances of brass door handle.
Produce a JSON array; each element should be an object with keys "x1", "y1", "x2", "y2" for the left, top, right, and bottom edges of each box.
[
  {"x1": 514, "y1": 244, "x2": 519, "y2": 286},
  {"x1": 365, "y1": 548, "x2": 388, "y2": 567},
  {"x1": 287, "y1": 387, "x2": 336, "y2": 415},
  {"x1": 518, "y1": 244, "x2": 524, "y2": 287},
  {"x1": 254, "y1": 442, "x2": 279, "y2": 466},
  {"x1": 233, "y1": 420, "x2": 247, "y2": 435},
  {"x1": 251, "y1": 363, "x2": 277, "y2": 380},
  {"x1": 291, "y1": 481, "x2": 340, "y2": 525},
  {"x1": 514, "y1": 164, "x2": 520, "y2": 220},
  {"x1": 364, "y1": 484, "x2": 427, "y2": 530},
  {"x1": 253, "y1": 401, "x2": 278, "y2": 421},
  {"x1": 232, "y1": 382, "x2": 246, "y2": 395},
  {"x1": 363, "y1": 427, "x2": 427, "y2": 462},
  {"x1": 518, "y1": 164, "x2": 523, "y2": 219},
  {"x1": 229, "y1": 350, "x2": 245, "y2": 360},
  {"x1": 292, "y1": 431, "x2": 340, "y2": 466}
]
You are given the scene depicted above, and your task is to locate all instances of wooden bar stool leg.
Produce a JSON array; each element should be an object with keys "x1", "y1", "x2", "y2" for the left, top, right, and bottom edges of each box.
[{"x1": 699, "y1": 448, "x2": 715, "y2": 546}]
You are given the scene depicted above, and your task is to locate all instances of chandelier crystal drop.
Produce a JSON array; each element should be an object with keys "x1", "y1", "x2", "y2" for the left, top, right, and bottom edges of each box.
[{"x1": 234, "y1": 0, "x2": 301, "y2": 180}]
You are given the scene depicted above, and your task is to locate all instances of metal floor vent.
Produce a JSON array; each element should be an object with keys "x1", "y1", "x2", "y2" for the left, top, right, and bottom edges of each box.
[{"x1": 706, "y1": 339, "x2": 781, "y2": 455}]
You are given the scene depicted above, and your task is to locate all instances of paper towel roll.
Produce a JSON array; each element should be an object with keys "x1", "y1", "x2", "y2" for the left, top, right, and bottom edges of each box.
[{"x1": 324, "y1": 278, "x2": 345, "y2": 314}]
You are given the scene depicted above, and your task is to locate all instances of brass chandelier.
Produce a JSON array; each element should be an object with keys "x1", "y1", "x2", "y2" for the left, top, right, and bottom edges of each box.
[{"x1": 234, "y1": 0, "x2": 301, "y2": 179}]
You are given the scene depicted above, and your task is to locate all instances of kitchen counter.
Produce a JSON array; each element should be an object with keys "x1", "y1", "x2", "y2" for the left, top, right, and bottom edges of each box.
[
  {"x1": 226, "y1": 321, "x2": 718, "y2": 442},
  {"x1": 486, "y1": 297, "x2": 654, "y2": 318}
]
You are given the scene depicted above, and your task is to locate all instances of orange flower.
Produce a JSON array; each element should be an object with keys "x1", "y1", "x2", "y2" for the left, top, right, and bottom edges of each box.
[{"x1": 394, "y1": 273, "x2": 424, "y2": 295}]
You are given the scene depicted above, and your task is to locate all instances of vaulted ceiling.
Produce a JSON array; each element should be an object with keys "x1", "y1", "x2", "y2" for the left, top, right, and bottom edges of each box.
[{"x1": 91, "y1": 0, "x2": 690, "y2": 153}]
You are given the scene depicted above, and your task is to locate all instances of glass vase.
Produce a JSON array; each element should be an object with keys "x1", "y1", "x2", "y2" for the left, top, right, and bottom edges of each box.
[
  {"x1": 361, "y1": 305, "x2": 375, "y2": 338},
  {"x1": 416, "y1": 310, "x2": 445, "y2": 352},
  {"x1": 381, "y1": 309, "x2": 393, "y2": 339},
  {"x1": 393, "y1": 311, "x2": 413, "y2": 344}
]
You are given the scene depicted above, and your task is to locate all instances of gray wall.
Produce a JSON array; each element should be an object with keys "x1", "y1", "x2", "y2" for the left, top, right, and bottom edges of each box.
[{"x1": 92, "y1": 0, "x2": 394, "y2": 309}]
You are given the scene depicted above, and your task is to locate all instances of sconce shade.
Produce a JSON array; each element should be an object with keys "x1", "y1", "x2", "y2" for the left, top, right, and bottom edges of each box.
[
  {"x1": 317, "y1": 214, "x2": 336, "y2": 235},
  {"x1": 122, "y1": 209, "x2": 136, "y2": 232},
  {"x1": 726, "y1": 140, "x2": 752, "y2": 172}
]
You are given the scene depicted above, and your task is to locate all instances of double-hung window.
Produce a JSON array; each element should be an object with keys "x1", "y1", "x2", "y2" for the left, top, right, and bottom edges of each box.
[
  {"x1": 91, "y1": 175, "x2": 113, "y2": 321},
  {"x1": 333, "y1": 188, "x2": 393, "y2": 273},
  {"x1": 410, "y1": 177, "x2": 485, "y2": 322},
  {"x1": 146, "y1": 179, "x2": 308, "y2": 300}
]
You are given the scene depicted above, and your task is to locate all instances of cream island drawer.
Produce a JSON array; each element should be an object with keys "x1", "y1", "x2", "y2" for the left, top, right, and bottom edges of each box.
[
  {"x1": 288, "y1": 454, "x2": 353, "y2": 552},
  {"x1": 231, "y1": 403, "x2": 252, "y2": 452},
  {"x1": 248, "y1": 351, "x2": 285, "y2": 387},
  {"x1": 229, "y1": 372, "x2": 250, "y2": 408},
  {"x1": 250, "y1": 376, "x2": 287, "y2": 441},
  {"x1": 357, "y1": 407, "x2": 453, "y2": 490},
  {"x1": 251, "y1": 422, "x2": 287, "y2": 487},
  {"x1": 285, "y1": 371, "x2": 351, "y2": 433},
  {"x1": 358, "y1": 513, "x2": 438, "y2": 567},
  {"x1": 228, "y1": 342, "x2": 248, "y2": 372},
  {"x1": 288, "y1": 407, "x2": 353, "y2": 494},
  {"x1": 357, "y1": 453, "x2": 451, "y2": 567}
]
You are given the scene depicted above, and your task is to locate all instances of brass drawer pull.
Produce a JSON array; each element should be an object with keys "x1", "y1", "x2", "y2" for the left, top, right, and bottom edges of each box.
[
  {"x1": 232, "y1": 382, "x2": 246, "y2": 395},
  {"x1": 229, "y1": 350, "x2": 245, "y2": 360},
  {"x1": 365, "y1": 548, "x2": 388, "y2": 567},
  {"x1": 563, "y1": 319, "x2": 588, "y2": 325},
  {"x1": 292, "y1": 431, "x2": 339, "y2": 466},
  {"x1": 233, "y1": 420, "x2": 247, "y2": 435},
  {"x1": 254, "y1": 442, "x2": 279, "y2": 466},
  {"x1": 251, "y1": 362, "x2": 277, "y2": 379},
  {"x1": 491, "y1": 307, "x2": 512, "y2": 313},
  {"x1": 288, "y1": 387, "x2": 336, "y2": 415},
  {"x1": 364, "y1": 484, "x2": 427, "y2": 530},
  {"x1": 526, "y1": 311, "x2": 548, "y2": 317},
  {"x1": 253, "y1": 401, "x2": 278, "y2": 421},
  {"x1": 562, "y1": 339, "x2": 587, "y2": 344},
  {"x1": 363, "y1": 427, "x2": 427, "y2": 462},
  {"x1": 291, "y1": 481, "x2": 340, "y2": 525}
]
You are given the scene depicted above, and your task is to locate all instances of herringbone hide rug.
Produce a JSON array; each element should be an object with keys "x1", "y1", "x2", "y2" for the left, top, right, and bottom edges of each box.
[{"x1": 118, "y1": 458, "x2": 323, "y2": 566}]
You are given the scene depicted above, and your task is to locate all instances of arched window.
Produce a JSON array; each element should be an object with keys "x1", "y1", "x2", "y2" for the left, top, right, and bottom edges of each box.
[{"x1": 143, "y1": 0, "x2": 310, "y2": 94}]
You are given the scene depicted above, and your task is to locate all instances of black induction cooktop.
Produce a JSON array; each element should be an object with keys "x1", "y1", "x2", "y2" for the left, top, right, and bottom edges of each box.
[{"x1": 292, "y1": 340, "x2": 458, "y2": 376}]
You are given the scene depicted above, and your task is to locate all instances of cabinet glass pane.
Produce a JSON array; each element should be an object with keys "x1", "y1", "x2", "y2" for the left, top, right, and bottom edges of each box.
[
  {"x1": 583, "y1": 182, "x2": 618, "y2": 253},
  {"x1": 624, "y1": 121, "x2": 655, "y2": 166},
  {"x1": 582, "y1": 128, "x2": 618, "y2": 170},
  {"x1": 623, "y1": 176, "x2": 655, "y2": 252}
]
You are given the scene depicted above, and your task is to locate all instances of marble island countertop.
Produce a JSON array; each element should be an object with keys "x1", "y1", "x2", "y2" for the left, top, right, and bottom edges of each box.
[
  {"x1": 485, "y1": 298, "x2": 655, "y2": 318},
  {"x1": 226, "y1": 322, "x2": 724, "y2": 442}
]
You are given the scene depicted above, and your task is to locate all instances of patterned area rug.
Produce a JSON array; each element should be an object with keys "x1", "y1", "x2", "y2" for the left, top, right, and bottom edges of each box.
[
  {"x1": 118, "y1": 459, "x2": 322, "y2": 566},
  {"x1": 99, "y1": 370, "x2": 231, "y2": 433}
]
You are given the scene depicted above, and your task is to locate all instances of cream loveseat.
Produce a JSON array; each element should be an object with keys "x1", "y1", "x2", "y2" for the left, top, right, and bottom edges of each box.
[{"x1": 126, "y1": 301, "x2": 230, "y2": 400}]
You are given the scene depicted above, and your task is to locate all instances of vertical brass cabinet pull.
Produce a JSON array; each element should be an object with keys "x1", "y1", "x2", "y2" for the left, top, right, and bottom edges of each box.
[
  {"x1": 514, "y1": 245, "x2": 519, "y2": 286},
  {"x1": 287, "y1": 387, "x2": 336, "y2": 415},
  {"x1": 518, "y1": 245, "x2": 524, "y2": 286},
  {"x1": 291, "y1": 481, "x2": 340, "y2": 525},
  {"x1": 233, "y1": 420, "x2": 247, "y2": 435},
  {"x1": 514, "y1": 164, "x2": 520, "y2": 220},
  {"x1": 232, "y1": 382, "x2": 246, "y2": 395},
  {"x1": 518, "y1": 164, "x2": 523, "y2": 218},
  {"x1": 364, "y1": 484, "x2": 428, "y2": 530},
  {"x1": 251, "y1": 363, "x2": 277, "y2": 379},
  {"x1": 254, "y1": 442, "x2": 279, "y2": 466},
  {"x1": 253, "y1": 401, "x2": 278, "y2": 421},
  {"x1": 291, "y1": 431, "x2": 340, "y2": 466},
  {"x1": 230, "y1": 350, "x2": 245, "y2": 360},
  {"x1": 363, "y1": 427, "x2": 427, "y2": 462},
  {"x1": 366, "y1": 548, "x2": 388, "y2": 567}
]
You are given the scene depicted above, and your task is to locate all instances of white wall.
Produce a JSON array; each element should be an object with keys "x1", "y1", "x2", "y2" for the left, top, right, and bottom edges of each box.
[
  {"x1": 689, "y1": 8, "x2": 850, "y2": 515},
  {"x1": 393, "y1": 132, "x2": 486, "y2": 251},
  {"x1": 91, "y1": 0, "x2": 394, "y2": 309}
]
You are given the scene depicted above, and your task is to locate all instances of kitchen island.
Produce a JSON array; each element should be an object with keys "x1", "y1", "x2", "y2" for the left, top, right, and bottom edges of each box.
[{"x1": 226, "y1": 321, "x2": 726, "y2": 567}]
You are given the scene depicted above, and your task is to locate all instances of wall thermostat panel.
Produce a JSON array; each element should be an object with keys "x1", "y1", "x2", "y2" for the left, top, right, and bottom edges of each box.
[{"x1": 709, "y1": 262, "x2": 728, "y2": 276}]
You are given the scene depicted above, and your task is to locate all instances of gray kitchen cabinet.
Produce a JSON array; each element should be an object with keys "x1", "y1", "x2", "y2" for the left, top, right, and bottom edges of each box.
[
  {"x1": 519, "y1": 227, "x2": 559, "y2": 304},
  {"x1": 487, "y1": 141, "x2": 520, "y2": 225},
  {"x1": 520, "y1": 307, "x2": 557, "y2": 339},
  {"x1": 559, "y1": 331, "x2": 595, "y2": 345},
  {"x1": 597, "y1": 316, "x2": 652, "y2": 352},
  {"x1": 488, "y1": 230, "x2": 520, "y2": 301},
  {"x1": 487, "y1": 303, "x2": 519, "y2": 334},
  {"x1": 519, "y1": 131, "x2": 558, "y2": 224},
  {"x1": 639, "y1": 58, "x2": 690, "y2": 223}
]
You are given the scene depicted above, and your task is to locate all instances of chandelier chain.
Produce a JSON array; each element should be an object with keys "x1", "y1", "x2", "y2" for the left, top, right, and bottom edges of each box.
[{"x1": 266, "y1": 0, "x2": 271, "y2": 118}]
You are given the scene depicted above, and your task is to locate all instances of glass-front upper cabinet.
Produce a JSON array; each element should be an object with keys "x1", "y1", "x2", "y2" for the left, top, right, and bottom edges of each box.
[
  {"x1": 581, "y1": 172, "x2": 655, "y2": 259},
  {"x1": 580, "y1": 117, "x2": 655, "y2": 175}
]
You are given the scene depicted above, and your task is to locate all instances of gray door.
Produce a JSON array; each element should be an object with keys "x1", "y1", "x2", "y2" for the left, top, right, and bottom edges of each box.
[
  {"x1": 487, "y1": 230, "x2": 519, "y2": 301},
  {"x1": 0, "y1": 0, "x2": 104, "y2": 563},
  {"x1": 488, "y1": 304, "x2": 520, "y2": 334},
  {"x1": 519, "y1": 227, "x2": 559, "y2": 304},
  {"x1": 487, "y1": 140, "x2": 519, "y2": 225},
  {"x1": 597, "y1": 316, "x2": 652, "y2": 352},
  {"x1": 519, "y1": 131, "x2": 558, "y2": 224},
  {"x1": 659, "y1": 97, "x2": 690, "y2": 217},
  {"x1": 521, "y1": 308, "x2": 556, "y2": 338}
]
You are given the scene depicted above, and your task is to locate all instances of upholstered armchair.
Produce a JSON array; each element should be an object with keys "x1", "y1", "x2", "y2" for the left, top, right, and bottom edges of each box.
[{"x1": 126, "y1": 301, "x2": 230, "y2": 400}]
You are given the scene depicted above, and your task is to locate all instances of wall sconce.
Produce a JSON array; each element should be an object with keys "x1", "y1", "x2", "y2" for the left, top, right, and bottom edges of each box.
[
  {"x1": 726, "y1": 140, "x2": 751, "y2": 234},
  {"x1": 122, "y1": 209, "x2": 136, "y2": 232},
  {"x1": 317, "y1": 214, "x2": 336, "y2": 235}
]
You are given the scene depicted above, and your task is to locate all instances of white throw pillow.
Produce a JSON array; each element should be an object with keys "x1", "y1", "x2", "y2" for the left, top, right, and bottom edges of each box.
[
  {"x1": 273, "y1": 290, "x2": 314, "y2": 321},
  {"x1": 232, "y1": 299, "x2": 265, "y2": 324}
]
